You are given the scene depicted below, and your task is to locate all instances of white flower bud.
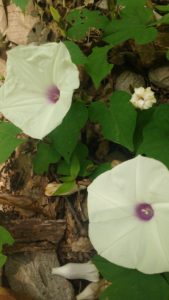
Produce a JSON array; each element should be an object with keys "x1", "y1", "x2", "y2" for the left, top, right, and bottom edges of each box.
[
  {"x1": 52, "y1": 261, "x2": 99, "y2": 282},
  {"x1": 130, "y1": 87, "x2": 156, "y2": 110}
]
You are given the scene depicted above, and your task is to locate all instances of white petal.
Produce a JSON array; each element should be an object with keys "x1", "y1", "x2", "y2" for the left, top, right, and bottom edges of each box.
[
  {"x1": 88, "y1": 192, "x2": 135, "y2": 223},
  {"x1": 6, "y1": 44, "x2": 58, "y2": 89},
  {"x1": 89, "y1": 216, "x2": 141, "y2": 268},
  {"x1": 136, "y1": 219, "x2": 169, "y2": 273},
  {"x1": 21, "y1": 92, "x2": 73, "y2": 139},
  {"x1": 53, "y1": 60, "x2": 79, "y2": 91},
  {"x1": 52, "y1": 261, "x2": 99, "y2": 282},
  {"x1": 88, "y1": 156, "x2": 144, "y2": 207},
  {"x1": 7, "y1": 42, "x2": 69, "y2": 66},
  {"x1": 134, "y1": 156, "x2": 169, "y2": 204},
  {"x1": 0, "y1": 89, "x2": 73, "y2": 139},
  {"x1": 134, "y1": 87, "x2": 145, "y2": 96}
]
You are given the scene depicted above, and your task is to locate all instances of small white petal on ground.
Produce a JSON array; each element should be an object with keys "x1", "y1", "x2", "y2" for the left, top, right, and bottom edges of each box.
[{"x1": 52, "y1": 261, "x2": 99, "y2": 282}]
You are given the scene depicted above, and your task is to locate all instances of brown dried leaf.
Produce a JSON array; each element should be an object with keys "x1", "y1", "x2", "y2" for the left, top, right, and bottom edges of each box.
[
  {"x1": 97, "y1": 0, "x2": 108, "y2": 9},
  {"x1": 84, "y1": 0, "x2": 94, "y2": 5},
  {"x1": 0, "y1": 58, "x2": 6, "y2": 77},
  {"x1": 6, "y1": 4, "x2": 39, "y2": 45},
  {"x1": 0, "y1": 0, "x2": 7, "y2": 36},
  {"x1": 27, "y1": 22, "x2": 50, "y2": 44}
]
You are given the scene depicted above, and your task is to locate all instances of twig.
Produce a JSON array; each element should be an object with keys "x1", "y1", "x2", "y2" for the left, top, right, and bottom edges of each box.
[{"x1": 65, "y1": 197, "x2": 87, "y2": 236}]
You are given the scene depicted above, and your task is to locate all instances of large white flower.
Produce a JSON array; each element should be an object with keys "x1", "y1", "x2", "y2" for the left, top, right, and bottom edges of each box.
[
  {"x1": 130, "y1": 87, "x2": 156, "y2": 110},
  {"x1": 0, "y1": 42, "x2": 79, "y2": 139},
  {"x1": 88, "y1": 155, "x2": 169, "y2": 274}
]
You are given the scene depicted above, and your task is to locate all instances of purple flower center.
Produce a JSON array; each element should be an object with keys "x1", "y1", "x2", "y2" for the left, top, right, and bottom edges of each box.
[
  {"x1": 135, "y1": 203, "x2": 154, "y2": 221},
  {"x1": 46, "y1": 85, "x2": 60, "y2": 103}
]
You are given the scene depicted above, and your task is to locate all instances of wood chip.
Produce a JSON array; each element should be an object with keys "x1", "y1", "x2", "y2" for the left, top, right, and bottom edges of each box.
[{"x1": 1, "y1": 218, "x2": 66, "y2": 253}]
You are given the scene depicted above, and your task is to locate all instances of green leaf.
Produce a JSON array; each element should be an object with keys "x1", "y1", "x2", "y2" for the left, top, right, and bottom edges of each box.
[
  {"x1": 49, "y1": 102, "x2": 88, "y2": 162},
  {"x1": 50, "y1": 6, "x2": 61, "y2": 22},
  {"x1": 85, "y1": 46, "x2": 113, "y2": 88},
  {"x1": 89, "y1": 91, "x2": 137, "y2": 151},
  {"x1": 59, "y1": 154, "x2": 81, "y2": 181},
  {"x1": 66, "y1": 8, "x2": 109, "y2": 39},
  {"x1": 134, "y1": 27, "x2": 157, "y2": 45},
  {"x1": 134, "y1": 108, "x2": 155, "y2": 150},
  {"x1": 104, "y1": 23, "x2": 157, "y2": 46},
  {"x1": 163, "y1": 273, "x2": 169, "y2": 284},
  {"x1": 33, "y1": 142, "x2": 60, "y2": 174},
  {"x1": 53, "y1": 181, "x2": 76, "y2": 196},
  {"x1": 0, "y1": 253, "x2": 7, "y2": 268},
  {"x1": 104, "y1": 4, "x2": 157, "y2": 45},
  {"x1": 0, "y1": 226, "x2": 14, "y2": 267},
  {"x1": 12, "y1": 0, "x2": 29, "y2": 11},
  {"x1": 156, "y1": 4, "x2": 169, "y2": 12},
  {"x1": 0, "y1": 122, "x2": 24, "y2": 163},
  {"x1": 64, "y1": 41, "x2": 87, "y2": 65},
  {"x1": 57, "y1": 143, "x2": 94, "y2": 178},
  {"x1": 93, "y1": 256, "x2": 169, "y2": 300},
  {"x1": 118, "y1": 0, "x2": 152, "y2": 21},
  {"x1": 157, "y1": 13, "x2": 169, "y2": 24},
  {"x1": 90, "y1": 162, "x2": 112, "y2": 180},
  {"x1": 75, "y1": 143, "x2": 94, "y2": 177},
  {"x1": 0, "y1": 226, "x2": 14, "y2": 251},
  {"x1": 100, "y1": 275, "x2": 169, "y2": 300},
  {"x1": 70, "y1": 154, "x2": 80, "y2": 178},
  {"x1": 57, "y1": 159, "x2": 70, "y2": 176},
  {"x1": 59, "y1": 175, "x2": 75, "y2": 182},
  {"x1": 166, "y1": 50, "x2": 169, "y2": 60},
  {"x1": 136, "y1": 104, "x2": 169, "y2": 168}
]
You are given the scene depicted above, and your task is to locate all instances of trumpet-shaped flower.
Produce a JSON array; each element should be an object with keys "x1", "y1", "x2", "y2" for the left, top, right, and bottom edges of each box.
[
  {"x1": 130, "y1": 87, "x2": 156, "y2": 110},
  {"x1": 88, "y1": 155, "x2": 169, "y2": 274},
  {"x1": 0, "y1": 42, "x2": 79, "y2": 139}
]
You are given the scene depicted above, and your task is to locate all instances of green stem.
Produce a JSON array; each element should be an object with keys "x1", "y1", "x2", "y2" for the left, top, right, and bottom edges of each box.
[{"x1": 107, "y1": 0, "x2": 117, "y2": 18}]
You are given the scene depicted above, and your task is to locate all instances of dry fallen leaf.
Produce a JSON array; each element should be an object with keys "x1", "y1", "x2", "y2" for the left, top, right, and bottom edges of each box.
[
  {"x1": 6, "y1": 4, "x2": 39, "y2": 45},
  {"x1": 0, "y1": 287, "x2": 16, "y2": 300},
  {"x1": 84, "y1": 0, "x2": 94, "y2": 5},
  {"x1": 0, "y1": 0, "x2": 7, "y2": 35},
  {"x1": 0, "y1": 58, "x2": 6, "y2": 77},
  {"x1": 0, "y1": 287, "x2": 33, "y2": 300},
  {"x1": 97, "y1": 0, "x2": 108, "y2": 9}
]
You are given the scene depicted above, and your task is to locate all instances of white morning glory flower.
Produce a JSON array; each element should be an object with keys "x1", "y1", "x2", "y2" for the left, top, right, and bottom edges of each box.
[
  {"x1": 0, "y1": 42, "x2": 79, "y2": 139},
  {"x1": 130, "y1": 87, "x2": 156, "y2": 110},
  {"x1": 88, "y1": 155, "x2": 169, "y2": 274}
]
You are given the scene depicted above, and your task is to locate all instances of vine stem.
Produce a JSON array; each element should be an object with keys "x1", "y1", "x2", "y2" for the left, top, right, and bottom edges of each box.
[{"x1": 146, "y1": 0, "x2": 153, "y2": 8}]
